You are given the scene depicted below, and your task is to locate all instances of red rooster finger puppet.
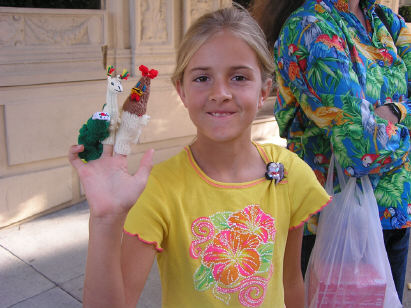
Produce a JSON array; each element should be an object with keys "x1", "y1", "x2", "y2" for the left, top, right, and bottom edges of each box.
[{"x1": 114, "y1": 65, "x2": 158, "y2": 155}]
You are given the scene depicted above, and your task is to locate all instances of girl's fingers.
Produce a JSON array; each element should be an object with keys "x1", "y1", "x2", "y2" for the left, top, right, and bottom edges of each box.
[
  {"x1": 134, "y1": 149, "x2": 154, "y2": 180},
  {"x1": 113, "y1": 152, "x2": 127, "y2": 158},
  {"x1": 68, "y1": 145, "x2": 85, "y2": 170},
  {"x1": 101, "y1": 144, "x2": 114, "y2": 157}
]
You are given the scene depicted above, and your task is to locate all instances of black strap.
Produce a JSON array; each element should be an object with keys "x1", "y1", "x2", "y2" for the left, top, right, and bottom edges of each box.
[{"x1": 375, "y1": 5, "x2": 394, "y2": 38}]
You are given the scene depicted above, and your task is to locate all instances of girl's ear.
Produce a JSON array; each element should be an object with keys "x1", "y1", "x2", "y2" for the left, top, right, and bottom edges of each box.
[
  {"x1": 176, "y1": 80, "x2": 188, "y2": 108},
  {"x1": 258, "y1": 78, "x2": 273, "y2": 109}
]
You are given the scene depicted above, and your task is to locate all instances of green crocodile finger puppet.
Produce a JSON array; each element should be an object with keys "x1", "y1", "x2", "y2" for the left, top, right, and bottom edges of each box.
[{"x1": 78, "y1": 111, "x2": 111, "y2": 161}]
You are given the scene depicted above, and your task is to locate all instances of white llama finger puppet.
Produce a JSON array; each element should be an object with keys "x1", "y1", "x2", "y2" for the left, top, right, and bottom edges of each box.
[
  {"x1": 101, "y1": 65, "x2": 129, "y2": 146},
  {"x1": 114, "y1": 65, "x2": 158, "y2": 155},
  {"x1": 77, "y1": 66, "x2": 129, "y2": 161}
]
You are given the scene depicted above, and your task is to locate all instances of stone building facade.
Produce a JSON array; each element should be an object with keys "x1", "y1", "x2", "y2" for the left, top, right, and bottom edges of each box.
[
  {"x1": 0, "y1": 0, "x2": 288, "y2": 227},
  {"x1": 0, "y1": 0, "x2": 402, "y2": 227}
]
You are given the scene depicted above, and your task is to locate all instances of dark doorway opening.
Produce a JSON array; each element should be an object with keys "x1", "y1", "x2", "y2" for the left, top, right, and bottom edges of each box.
[
  {"x1": 233, "y1": 0, "x2": 252, "y2": 9},
  {"x1": 0, "y1": 0, "x2": 100, "y2": 9}
]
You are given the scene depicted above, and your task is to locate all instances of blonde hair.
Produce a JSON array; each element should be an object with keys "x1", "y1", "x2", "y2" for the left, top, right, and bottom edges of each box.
[{"x1": 171, "y1": 6, "x2": 274, "y2": 87}]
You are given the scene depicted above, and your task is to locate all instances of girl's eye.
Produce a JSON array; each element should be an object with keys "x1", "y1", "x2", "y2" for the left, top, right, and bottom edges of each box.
[
  {"x1": 194, "y1": 76, "x2": 208, "y2": 82},
  {"x1": 232, "y1": 75, "x2": 246, "y2": 81}
]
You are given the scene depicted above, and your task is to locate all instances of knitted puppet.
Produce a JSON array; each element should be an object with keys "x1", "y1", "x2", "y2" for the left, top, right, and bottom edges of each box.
[
  {"x1": 77, "y1": 65, "x2": 157, "y2": 161},
  {"x1": 78, "y1": 112, "x2": 111, "y2": 161},
  {"x1": 101, "y1": 65, "x2": 129, "y2": 146},
  {"x1": 114, "y1": 65, "x2": 158, "y2": 155},
  {"x1": 77, "y1": 66, "x2": 129, "y2": 161}
]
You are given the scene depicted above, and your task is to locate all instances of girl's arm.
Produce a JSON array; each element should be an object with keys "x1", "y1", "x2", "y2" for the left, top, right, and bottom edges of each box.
[
  {"x1": 68, "y1": 145, "x2": 155, "y2": 307},
  {"x1": 283, "y1": 225, "x2": 304, "y2": 308},
  {"x1": 83, "y1": 217, "x2": 156, "y2": 308},
  {"x1": 121, "y1": 234, "x2": 157, "y2": 307}
]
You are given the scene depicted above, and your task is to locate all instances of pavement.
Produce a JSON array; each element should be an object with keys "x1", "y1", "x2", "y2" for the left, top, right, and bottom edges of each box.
[
  {"x1": 0, "y1": 201, "x2": 160, "y2": 308},
  {"x1": 1, "y1": 201, "x2": 411, "y2": 308}
]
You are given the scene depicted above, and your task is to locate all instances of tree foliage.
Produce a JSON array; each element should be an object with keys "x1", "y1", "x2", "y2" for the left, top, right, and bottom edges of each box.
[{"x1": 399, "y1": 6, "x2": 411, "y2": 22}]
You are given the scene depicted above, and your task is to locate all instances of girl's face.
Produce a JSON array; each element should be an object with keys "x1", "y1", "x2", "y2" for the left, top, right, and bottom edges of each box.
[{"x1": 177, "y1": 30, "x2": 272, "y2": 145}]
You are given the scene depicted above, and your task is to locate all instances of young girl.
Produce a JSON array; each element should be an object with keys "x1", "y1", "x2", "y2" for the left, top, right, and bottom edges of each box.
[{"x1": 69, "y1": 6, "x2": 330, "y2": 308}]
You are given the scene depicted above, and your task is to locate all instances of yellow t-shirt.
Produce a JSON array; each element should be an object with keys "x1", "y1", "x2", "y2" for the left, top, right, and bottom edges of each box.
[{"x1": 124, "y1": 143, "x2": 330, "y2": 307}]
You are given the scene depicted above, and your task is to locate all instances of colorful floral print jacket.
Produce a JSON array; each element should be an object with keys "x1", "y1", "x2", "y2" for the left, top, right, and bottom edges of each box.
[{"x1": 274, "y1": 0, "x2": 411, "y2": 234}]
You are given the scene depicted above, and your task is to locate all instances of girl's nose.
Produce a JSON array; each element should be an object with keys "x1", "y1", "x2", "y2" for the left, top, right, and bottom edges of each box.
[{"x1": 208, "y1": 81, "x2": 232, "y2": 102}]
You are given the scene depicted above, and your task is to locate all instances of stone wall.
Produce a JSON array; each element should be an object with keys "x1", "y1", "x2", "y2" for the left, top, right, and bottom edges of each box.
[
  {"x1": 0, "y1": 0, "x2": 284, "y2": 228},
  {"x1": 1, "y1": 0, "x2": 402, "y2": 228},
  {"x1": 400, "y1": 0, "x2": 411, "y2": 7},
  {"x1": 379, "y1": 0, "x2": 400, "y2": 12}
]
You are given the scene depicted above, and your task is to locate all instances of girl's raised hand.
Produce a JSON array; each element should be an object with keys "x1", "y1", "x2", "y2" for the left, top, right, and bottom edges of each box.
[{"x1": 68, "y1": 144, "x2": 154, "y2": 222}]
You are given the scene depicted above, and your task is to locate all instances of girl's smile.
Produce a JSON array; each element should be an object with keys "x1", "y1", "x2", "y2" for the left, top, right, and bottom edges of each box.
[{"x1": 207, "y1": 112, "x2": 235, "y2": 117}]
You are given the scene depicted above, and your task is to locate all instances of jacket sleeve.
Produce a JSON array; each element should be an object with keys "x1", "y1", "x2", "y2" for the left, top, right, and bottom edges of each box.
[
  {"x1": 274, "y1": 17, "x2": 410, "y2": 177},
  {"x1": 273, "y1": 66, "x2": 305, "y2": 159},
  {"x1": 381, "y1": 5, "x2": 411, "y2": 128}
]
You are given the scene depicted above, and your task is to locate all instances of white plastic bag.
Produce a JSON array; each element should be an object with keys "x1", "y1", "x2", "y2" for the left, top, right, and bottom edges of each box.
[{"x1": 305, "y1": 154, "x2": 401, "y2": 308}]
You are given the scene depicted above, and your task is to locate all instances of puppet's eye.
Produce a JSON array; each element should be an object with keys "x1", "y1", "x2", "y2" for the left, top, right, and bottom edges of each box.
[{"x1": 111, "y1": 82, "x2": 114, "y2": 85}]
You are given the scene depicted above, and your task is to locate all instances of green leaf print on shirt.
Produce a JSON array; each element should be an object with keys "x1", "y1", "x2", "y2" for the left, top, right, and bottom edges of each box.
[
  {"x1": 366, "y1": 66, "x2": 384, "y2": 99},
  {"x1": 375, "y1": 169, "x2": 408, "y2": 208},
  {"x1": 193, "y1": 264, "x2": 215, "y2": 292},
  {"x1": 210, "y1": 211, "x2": 232, "y2": 231},
  {"x1": 256, "y1": 243, "x2": 274, "y2": 273}
]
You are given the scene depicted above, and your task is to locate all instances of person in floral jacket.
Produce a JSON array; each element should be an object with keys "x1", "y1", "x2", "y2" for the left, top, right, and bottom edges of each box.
[{"x1": 253, "y1": 0, "x2": 411, "y2": 301}]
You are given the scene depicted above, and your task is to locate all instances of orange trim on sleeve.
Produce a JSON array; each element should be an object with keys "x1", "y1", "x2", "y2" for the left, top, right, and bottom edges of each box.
[
  {"x1": 123, "y1": 229, "x2": 164, "y2": 252},
  {"x1": 254, "y1": 142, "x2": 271, "y2": 164},
  {"x1": 289, "y1": 196, "x2": 333, "y2": 230}
]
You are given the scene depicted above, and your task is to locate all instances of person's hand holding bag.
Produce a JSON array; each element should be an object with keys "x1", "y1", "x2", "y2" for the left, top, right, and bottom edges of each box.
[{"x1": 305, "y1": 154, "x2": 401, "y2": 308}]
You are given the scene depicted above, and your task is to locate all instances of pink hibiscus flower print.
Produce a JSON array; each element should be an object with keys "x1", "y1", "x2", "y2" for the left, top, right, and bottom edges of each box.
[
  {"x1": 228, "y1": 205, "x2": 276, "y2": 243},
  {"x1": 203, "y1": 230, "x2": 260, "y2": 285}
]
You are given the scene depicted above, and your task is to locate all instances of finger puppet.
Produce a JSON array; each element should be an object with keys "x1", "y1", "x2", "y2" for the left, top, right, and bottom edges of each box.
[
  {"x1": 77, "y1": 66, "x2": 129, "y2": 162},
  {"x1": 78, "y1": 112, "x2": 111, "y2": 161},
  {"x1": 101, "y1": 65, "x2": 129, "y2": 145},
  {"x1": 114, "y1": 65, "x2": 158, "y2": 155}
]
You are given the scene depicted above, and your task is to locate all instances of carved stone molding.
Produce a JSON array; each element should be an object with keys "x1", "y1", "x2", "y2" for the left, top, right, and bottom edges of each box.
[
  {"x1": 183, "y1": 0, "x2": 231, "y2": 31},
  {"x1": 140, "y1": 0, "x2": 168, "y2": 43},
  {"x1": 0, "y1": 15, "x2": 24, "y2": 47},
  {"x1": 129, "y1": 0, "x2": 175, "y2": 77},
  {"x1": 130, "y1": 0, "x2": 172, "y2": 48},
  {"x1": 0, "y1": 7, "x2": 107, "y2": 86},
  {"x1": 0, "y1": 8, "x2": 105, "y2": 48},
  {"x1": 189, "y1": 0, "x2": 216, "y2": 23}
]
